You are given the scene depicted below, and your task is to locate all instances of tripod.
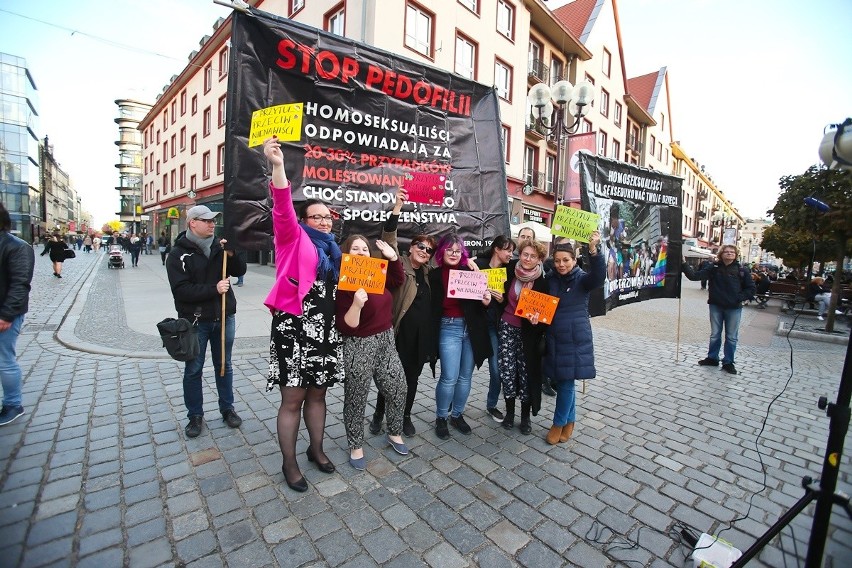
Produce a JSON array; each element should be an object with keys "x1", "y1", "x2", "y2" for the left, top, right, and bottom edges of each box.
[{"x1": 731, "y1": 328, "x2": 852, "y2": 567}]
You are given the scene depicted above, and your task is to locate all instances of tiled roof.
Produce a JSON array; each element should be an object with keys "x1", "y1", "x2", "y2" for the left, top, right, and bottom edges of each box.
[
  {"x1": 626, "y1": 71, "x2": 658, "y2": 112},
  {"x1": 552, "y1": 0, "x2": 599, "y2": 41}
]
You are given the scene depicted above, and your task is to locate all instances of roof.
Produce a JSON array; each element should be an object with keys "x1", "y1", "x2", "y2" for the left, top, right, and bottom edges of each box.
[
  {"x1": 626, "y1": 67, "x2": 666, "y2": 117},
  {"x1": 552, "y1": 0, "x2": 602, "y2": 44}
]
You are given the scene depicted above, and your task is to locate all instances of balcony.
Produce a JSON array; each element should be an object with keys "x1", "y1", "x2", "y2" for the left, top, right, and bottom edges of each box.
[
  {"x1": 527, "y1": 58, "x2": 549, "y2": 84},
  {"x1": 626, "y1": 136, "x2": 643, "y2": 154},
  {"x1": 522, "y1": 170, "x2": 560, "y2": 194}
]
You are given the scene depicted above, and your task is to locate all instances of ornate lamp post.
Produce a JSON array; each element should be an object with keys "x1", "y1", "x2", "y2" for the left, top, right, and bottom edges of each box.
[
  {"x1": 711, "y1": 211, "x2": 737, "y2": 246},
  {"x1": 526, "y1": 79, "x2": 595, "y2": 218}
]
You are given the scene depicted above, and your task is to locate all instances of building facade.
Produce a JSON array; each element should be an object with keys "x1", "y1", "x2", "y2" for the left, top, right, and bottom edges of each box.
[
  {"x1": 115, "y1": 99, "x2": 152, "y2": 234},
  {"x1": 0, "y1": 53, "x2": 41, "y2": 242},
  {"x1": 39, "y1": 136, "x2": 79, "y2": 236}
]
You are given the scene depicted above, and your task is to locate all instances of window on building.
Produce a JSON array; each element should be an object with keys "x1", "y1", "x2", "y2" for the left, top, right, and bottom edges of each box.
[
  {"x1": 523, "y1": 145, "x2": 536, "y2": 186},
  {"x1": 180, "y1": 127, "x2": 186, "y2": 151},
  {"x1": 600, "y1": 88, "x2": 609, "y2": 117},
  {"x1": 658, "y1": 141, "x2": 663, "y2": 160},
  {"x1": 614, "y1": 102, "x2": 622, "y2": 127},
  {"x1": 405, "y1": 3, "x2": 433, "y2": 57},
  {"x1": 163, "y1": 109, "x2": 168, "y2": 131},
  {"x1": 650, "y1": 135, "x2": 656, "y2": 156},
  {"x1": 218, "y1": 47, "x2": 229, "y2": 78},
  {"x1": 170, "y1": 170, "x2": 176, "y2": 193},
  {"x1": 170, "y1": 134, "x2": 176, "y2": 157},
  {"x1": 156, "y1": 160, "x2": 160, "y2": 175},
  {"x1": 528, "y1": 39, "x2": 542, "y2": 79},
  {"x1": 612, "y1": 139, "x2": 621, "y2": 160},
  {"x1": 180, "y1": 164, "x2": 186, "y2": 188},
  {"x1": 660, "y1": 112, "x2": 665, "y2": 131},
  {"x1": 550, "y1": 58, "x2": 563, "y2": 85},
  {"x1": 496, "y1": 0, "x2": 514, "y2": 40},
  {"x1": 204, "y1": 63, "x2": 213, "y2": 93},
  {"x1": 156, "y1": 130, "x2": 160, "y2": 144},
  {"x1": 494, "y1": 59, "x2": 512, "y2": 101},
  {"x1": 326, "y1": 4, "x2": 345, "y2": 35},
  {"x1": 163, "y1": 174, "x2": 168, "y2": 193},
  {"x1": 217, "y1": 144, "x2": 225, "y2": 175},
  {"x1": 501, "y1": 124, "x2": 510, "y2": 163},
  {"x1": 598, "y1": 130, "x2": 607, "y2": 155},
  {"x1": 455, "y1": 34, "x2": 476, "y2": 79},
  {"x1": 180, "y1": 90, "x2": 187, "y2": 115},
  {"x1": 584, "y1": 73, "x2": 595, "y2": 85},
  {"x1": 202, "y1": 151, "x2": 211, "y2": 180},
  {"x1": 163, "y1": 141, "x2": 168, "y2": 162},
  {"x1": 190, "y1": 175, "x2": 196, "y2": 191},
  {"x1": 602, "y1": 48, "x2": 611, "y2": 77},
  {"x1": 290, "y1": 0, "x2": 305, "y2": 15},
  {"x1": 218, "y1": 95, "x2": 227, "y2": 127},
  {"x1": 203, "y1": 107, "x2": 211, "y2": 137},
  {"x1": 545, "y1": 154, "x2": 555, "y2": 194},
  {"x1": 582, "y1": 119, "x2": 592, "y2": 133},
  {"x1": 458, "y1": 0, "x2": 478, "y2": 14},
  {"x1": 665, "y1": 148, "x2": 669, "y2": 165},
  {"x1": 191, "y1": 134, "x2": 197, "y2": 154},
  {"x1": 191, "y1": 95, "x2": 198, "y2": 115}
]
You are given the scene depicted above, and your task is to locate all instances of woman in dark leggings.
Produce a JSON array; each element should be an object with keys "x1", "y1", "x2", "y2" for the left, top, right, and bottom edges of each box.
[{"x1": 369, "y1": 189, "x2": 436, "y2": 437}]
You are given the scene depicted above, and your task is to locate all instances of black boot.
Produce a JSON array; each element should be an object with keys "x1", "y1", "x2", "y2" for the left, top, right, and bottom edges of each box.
[
  {"x1": 502, "y1": 399, "x2": 515, "y2": 430},
  {"x1": 369, "y1": 413, "x2": 383, "y2": 435},
  {"x1": 519, "y1": 402, "x2": 532, "y2": 435},
  {"x1": 542, "y1": 377, "x2": 556, "y2": 397}
]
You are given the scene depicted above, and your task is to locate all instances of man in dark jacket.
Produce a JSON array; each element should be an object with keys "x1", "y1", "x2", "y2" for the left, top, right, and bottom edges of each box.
[
  {"x1": 0, "y1": 203, "x2": 35, "y2": 426},
  {"x1": 683, "y1": 244, "x2": 755, "y2": 375},
  {"x1": 166, "y1": 205, "x2": 247, "y2": 438}
]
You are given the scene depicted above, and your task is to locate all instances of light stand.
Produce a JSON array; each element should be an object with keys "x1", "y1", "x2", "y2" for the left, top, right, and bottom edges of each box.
[
  {"x1": 730, "y1": 120, "x2": 852, "y2": 567},
  {"x1": 527, "y1": 79, "x2": 595, "y2": 227}
]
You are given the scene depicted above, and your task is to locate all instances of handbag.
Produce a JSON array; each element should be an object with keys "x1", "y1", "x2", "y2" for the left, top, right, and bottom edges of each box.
[
  {"x1": 63, "y1": 248, "x2": 76, "y2": 259},
  {"x1": 156, "y1": 317, "x2": 200, "y2": 362}
]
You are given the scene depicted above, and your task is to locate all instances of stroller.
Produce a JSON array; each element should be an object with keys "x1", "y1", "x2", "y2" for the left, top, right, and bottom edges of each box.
[{"x1": 107, "y1": 244, "x2": 125, "y2": 269}]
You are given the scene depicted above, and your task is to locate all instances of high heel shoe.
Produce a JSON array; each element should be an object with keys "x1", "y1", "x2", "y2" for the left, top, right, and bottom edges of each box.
[
  {"x1": 281, "y1": 464, "x2": 308, "y2": 492},
  {"x1": 306, "y1": 449, "x2": 336, "y2": 474}
]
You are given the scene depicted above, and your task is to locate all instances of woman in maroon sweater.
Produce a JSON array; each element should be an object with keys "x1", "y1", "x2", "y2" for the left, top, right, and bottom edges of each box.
[{"x1": 336, "y1": 235, "x2": 409, "y2": 470}]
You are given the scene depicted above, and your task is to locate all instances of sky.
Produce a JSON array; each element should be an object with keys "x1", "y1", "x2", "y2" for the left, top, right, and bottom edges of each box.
[{"x1": 1, "y1": 0, "x2": 850, "y2": 227}]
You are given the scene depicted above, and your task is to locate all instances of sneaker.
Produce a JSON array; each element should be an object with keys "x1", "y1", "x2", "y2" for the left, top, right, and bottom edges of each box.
[
  {"x1": 402, "y1": 416, "x2": 416, "y2": 437},
  {"x1": 368, "y1": 414, "x2": 383, "y2": 435},
  {"x1": 817, "y1": 315, "x2": 824, "y2": 321},
  {"x1": 542, "y1": 382, "x2": 556, "y2": 397},
  {"x1": 722, "y1": 363, "x2": 737, "y2": 375},
  {"x1": 0, "y1": 405, "x2": 25, "y2": 426},
  {"x1": 222, "y1": 409, "x2": 242, "y2": 428},
  {"x1": 486, "y1": 407, "x2": 505, "y2": 422},
  {"x1": 449, "y1": 415, "x2": 472, "y2": 435},
  {"x1": 185, "y1": 415, "x2": 204, "y2": 438},
  {"x1": 435, "y1": 418, "x2": 450, "y2": 440},
  {"x1": 698, "y1": 357, "x2": 719, "y2": 366}
]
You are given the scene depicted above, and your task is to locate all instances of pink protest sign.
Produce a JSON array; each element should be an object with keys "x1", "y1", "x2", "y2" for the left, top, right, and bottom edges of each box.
[
  {"x1": 447, "y1": 270, "x2": 488, "y2": 300},
  {"x1": 402, "y1": 172, "x2": 446, "y2": 205}
]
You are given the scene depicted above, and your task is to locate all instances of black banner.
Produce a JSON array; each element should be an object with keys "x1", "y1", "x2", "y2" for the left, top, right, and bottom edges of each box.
[
  {"x1": 224, "y1": 9, "x2": 509, "y2": 251},
  {"x1": 579, "y1": 152, "x2": 683, "y2": 311}
]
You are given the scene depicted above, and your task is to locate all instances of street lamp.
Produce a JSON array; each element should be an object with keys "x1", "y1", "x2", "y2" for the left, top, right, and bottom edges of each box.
[
  {"x1": 711, "y1": 211, "x2": 737, "y2": 246},
  {"x1": 527, "y1": 79, "x2": 595, "y2": 210}
]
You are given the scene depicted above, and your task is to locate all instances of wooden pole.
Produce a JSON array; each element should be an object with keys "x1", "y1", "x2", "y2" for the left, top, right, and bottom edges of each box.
[{"x1": 220, "y1": 250, "x2": 228, "y2": 376}]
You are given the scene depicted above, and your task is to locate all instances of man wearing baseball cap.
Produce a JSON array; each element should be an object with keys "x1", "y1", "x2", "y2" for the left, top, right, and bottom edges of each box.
[{"x1": 166, "y1": 205, "x2": 247, "y2": 438}]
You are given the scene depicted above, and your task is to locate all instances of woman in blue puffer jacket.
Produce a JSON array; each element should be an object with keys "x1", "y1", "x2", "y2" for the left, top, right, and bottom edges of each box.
[{"x1": 542, "y1": 231, "x2": 605, "y2": 445}]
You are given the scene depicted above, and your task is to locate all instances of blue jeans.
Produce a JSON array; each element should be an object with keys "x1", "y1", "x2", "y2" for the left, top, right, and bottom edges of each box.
[
  {"x1": 708, "y1": 304, "x2": 742, "y2": 365},
  {"x1": 486, "y1": 325, "x2": 501, "y2": 409},
  {"x1": 553, "y1": 378, "x2": 576, "y2": 426},
  {"x1": 436, "y1": 317, "x2": 474, "y2": 419},
  {"x1": 0, "y1": 314, "x2": 24, "y2": 407},
  {"x1": 183, "y1": 315, "x2": 236, "y2": 418}
]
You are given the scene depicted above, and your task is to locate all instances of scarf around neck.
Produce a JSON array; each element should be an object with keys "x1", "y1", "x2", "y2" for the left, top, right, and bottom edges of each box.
[
  {"x1": 300, "y1": 222, "x2": 341, "y2": 280},
  {"x1": 186, "y1": 230, "x2": 214, "y2": 258},
  {"x1": 513, "y1": 262, "x2": 542, "y2": 294}
]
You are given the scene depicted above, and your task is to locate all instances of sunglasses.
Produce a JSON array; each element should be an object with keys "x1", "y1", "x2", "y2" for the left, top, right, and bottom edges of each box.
[{"x1": 413, "y1": 242, "x2": 435, "y2": 254}]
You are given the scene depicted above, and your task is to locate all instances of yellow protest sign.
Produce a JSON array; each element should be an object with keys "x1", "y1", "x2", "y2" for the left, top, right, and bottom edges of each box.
[
  {"x1": 550, "y1": 205, "x2": 600, "y2": 242},
  {"x1": 481, "y1": 267, "x2": 507, "y2": 293},
  {"x1": 338, "y1": 255, "x2": 388, "y2": 294},
  {"x1": 248, "y1": 103, "x2": 304, "y2": 147},
  {"x1": 515, "y1": 288, "x2": 560, "y2": 325}
]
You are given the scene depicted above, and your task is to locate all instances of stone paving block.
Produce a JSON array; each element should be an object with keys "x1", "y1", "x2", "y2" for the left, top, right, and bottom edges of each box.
[
  {"x1": 419, "y1": 500, "x2": 460, "y2": 532},
  {"x1": 472, "y1": 544, "x2": 514, "y2": 568},
  {"x1": 21, "y1": 536, "x2": 73, "y2": 568},
  {"x1": 361, "y1": 526, "x2": 407, "y2": 563},
  {"x1": 26, "y1": 510, "x2": 77, "y2": 546},
  {"x1": 315, "y1": 529, "x2": 361, "y2": 567},
  {"x1": 564, "y1": 538, "x2": 613, "y2": 567},
  {"x1": 458, "y1": 500, "x2": 500, "y2": 532},
  {"x1": 127, "y1": 515, "x2": 167, "y2": 547},
  {"x1": 517, "y1": 540, "x2": 566, "y2": 568},
  {"x1": 362, "y1": 486, "x2": 399, "y2": 512},
  {"x1": 3, "y1": 467, "x2": 43, "y2": 492},
  {"x1": 343, "y1": 506, "x2": 383, "y2": 538},
  {"x1": 532, "y1": 518, "x2": 578, "y2": 554},
  {"x1": 78, "y1": 527, "x2": 123, "y2": 557},
  {"x1": 76, "y1": 546, "x2": 124, "y2": 568},
  {"x1": 124, "y1": 499, "x2": 163, "y2": 527},
  {"x1": 418, "y1": 470, "x2": 453, "y2": 494},
  {"x1": 302, "y1": 510, "x2": 344, "y2": 541},
  {"x1": 198, "y1": 473, "x2": 235, "y2": 496},
  {"x1": 175, "y1": 531, "x2": 218, "y2": 565},
  {"x1": 289, "y1": 492, "x2": 330, "y2": 519},
  {"x1": 443, "y1": 520, "x2": 487, "y2": 555},
  {"x1": 0, "y1": 499, "x2": 35, "y2": 528},
  {"x1": 565, "y1": 488, "x2": 607, "y2": 518},
  {"x1": 485, "y1": 519, "x2": 530, "y2": 554},
  {"x1": 224, "y1": 540, "x2": 276, "y2": 567},
  {"x1": 398, "y1": 484, "x2": 435, "y2": 511},
  {"x1": 423, "y1": 541, "x2": 467, "y2": 568},
  {"x1": 206, "y1": 488, "x2": 242, "y2": 516},
  {"x1": 381, "y1": 502, "x2": 418, "y2": 529},
  {"x1": 217, "y1": 518, "x2": 260, "y2": 553},
  {"x1": 122, "y1": 466, "x2": 159, "y2": 488},
  {"x1": 272, "y1": 535, "x2": 319, "y2": 567},
  {"x1": 398, "y1": 519, "x2": 441, "y2": 552}
]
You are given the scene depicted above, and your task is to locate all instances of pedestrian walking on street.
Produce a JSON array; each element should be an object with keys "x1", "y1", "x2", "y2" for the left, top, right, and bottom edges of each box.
[
  {"x1": 430, "y1": 234, "x2": 492, "y2": 440},
  {"x1": 40, "y1": 233, "x2": 70, "y2": 278},
  {"x1": 682, "y1": 244, "x2": 755, "y2": 374},
  {"x1": 474, "y1": 235, "x2": 515, "y2": 423},
  {"x1": 0, "y1": 203, "x2": 35, "y2": 426},
  {"x1": 369, "y1": 190, "x2": 437, "y2": 438},
  {"x1": 542, "y1": 232, "x2": 605, "y2": 444},
  {"x1": 128, "y1": 234, "x2": 142, "y2": 267},
  {"x1": 83, "y1": 235, "x2": 92, "y2": 253},
  {"x1": 497, "y1": 239, "x2": 547, "y2": 435},
  {"x1": 166, "y1": 205, "x2": 247, "y2": 440},
  {"x1": 262, "y1": 137, "x2": 343, "y2": 493},
  {"x1": 336, "y1": 235, "x2": 409, "y2": 470},
  {"x1": 158, "y1": 231, "x2": 170, "y2": 265}
]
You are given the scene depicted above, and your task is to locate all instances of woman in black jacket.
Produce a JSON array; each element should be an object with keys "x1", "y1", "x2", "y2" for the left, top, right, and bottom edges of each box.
[
  {"x1": 429, "y1": 234, "x2": 492, "y2": 440},
  {"x1": 40, "y1": 233, "x2": 70, "y2": 278}
]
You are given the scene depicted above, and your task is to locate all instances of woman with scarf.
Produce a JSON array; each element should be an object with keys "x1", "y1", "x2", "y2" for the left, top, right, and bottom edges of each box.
[
  {"x1": 543, "y1": 232, "x2": 605, "y2": 444},
  {"x1": 497, "y1": 239, "x2": 548, "y2": 434},
  {"x1": 263, "y1": 137, "x2": 344, "y2": 492}
]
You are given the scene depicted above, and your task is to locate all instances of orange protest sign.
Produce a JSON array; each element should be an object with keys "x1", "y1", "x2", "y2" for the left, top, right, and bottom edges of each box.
[
  {"x1": 515, "y1": 288, "x2": 560, "y2": 325},
  {"x1": 338, "y1": 255, "x2": 388, "y2": 294}
]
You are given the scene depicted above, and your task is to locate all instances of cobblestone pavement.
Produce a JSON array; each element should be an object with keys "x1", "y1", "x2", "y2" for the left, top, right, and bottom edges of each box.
[{"x1": 0, "y1": 249, "x2": 849, "y2": 567}]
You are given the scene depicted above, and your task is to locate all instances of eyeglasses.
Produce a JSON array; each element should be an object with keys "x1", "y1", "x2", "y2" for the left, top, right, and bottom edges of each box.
[
  {"x1": 193, "y1": 218, "x2": 216, "y2": 224},
  {"x1": 413, "y1": 242, "x2": 435, "y2": 254},
  {"x1": 520, "y1": 252, "x2": 539, "y2": 260},
  {"x1": 305, "y1": 215, "x2": 334, "y2": 223},
  {"x1": 445, "y1": 249, "x2": 462, "y2": 256}
]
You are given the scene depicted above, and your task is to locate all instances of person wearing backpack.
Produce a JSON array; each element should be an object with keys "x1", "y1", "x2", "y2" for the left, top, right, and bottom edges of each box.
[{"x1": 682, "y1": 244, "x2": 755, "y2": 375}]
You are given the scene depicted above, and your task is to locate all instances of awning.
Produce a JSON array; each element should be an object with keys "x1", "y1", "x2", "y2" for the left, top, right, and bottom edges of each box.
[{"x1": 684, "y1": 246, "x2": 716, "y2": 259}]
